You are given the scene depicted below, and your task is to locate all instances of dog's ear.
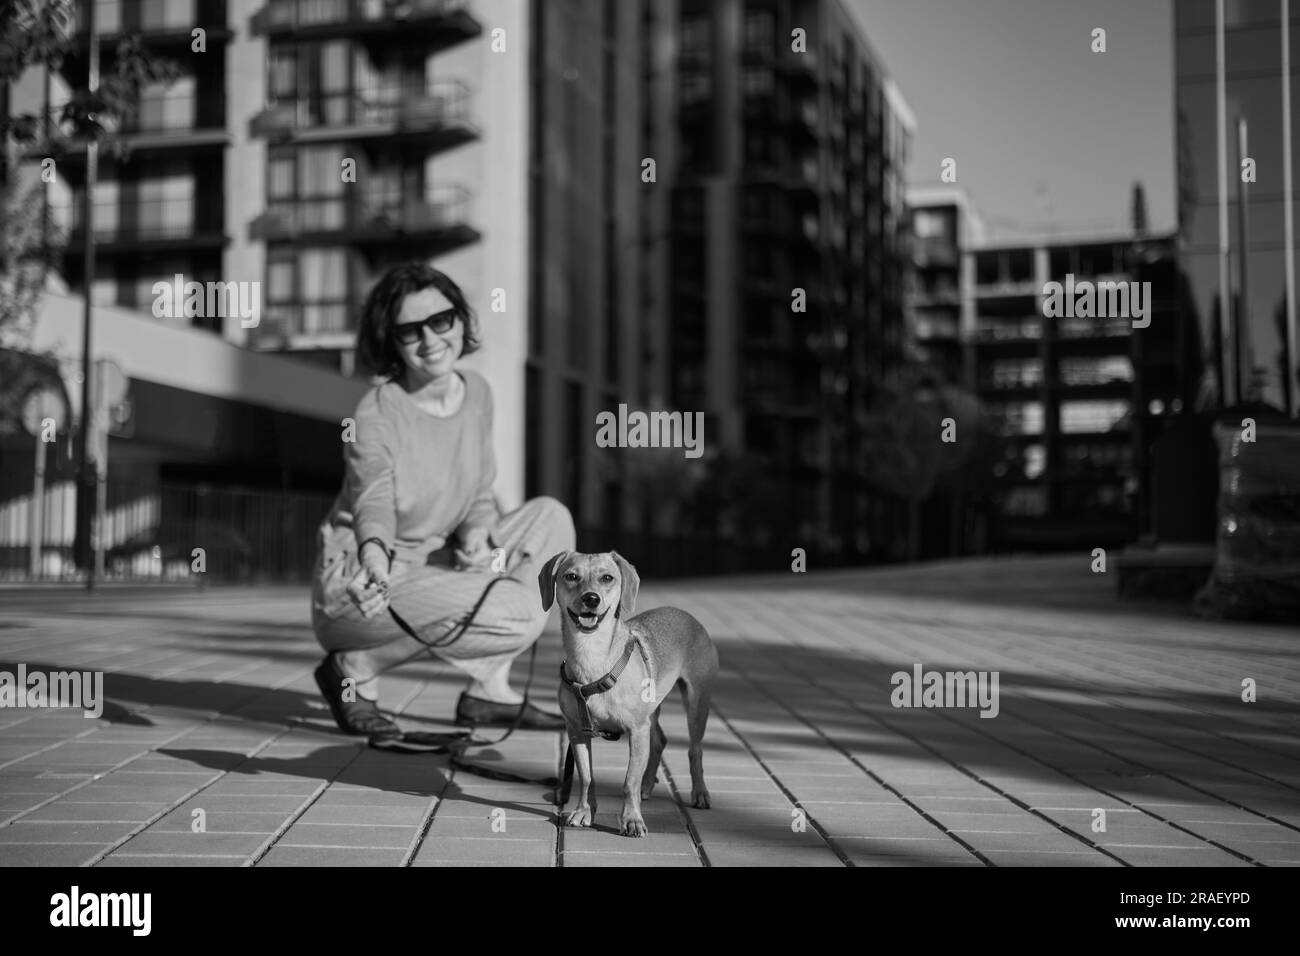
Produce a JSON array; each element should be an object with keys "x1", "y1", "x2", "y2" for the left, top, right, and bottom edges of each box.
[
  {"x1": 538, "y1": 551, "x2": 569, "y2": 612},
  {"x1": 611, "y1": 551, "x2": 639, "y2": 619}
]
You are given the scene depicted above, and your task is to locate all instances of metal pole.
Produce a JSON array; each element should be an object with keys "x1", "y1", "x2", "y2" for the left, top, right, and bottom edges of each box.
[
  {"x1": 1285, "y1": 0, "x2": 1298, "y2": 417},
  {"x1": 77, "y1": 0, "x2": 100, "y2": 589},
  {"x1": 1216, "y1": 0, "x2": 1233, "y2": 406},
  {"x1": 29, "y1": 431, "x2": 46, "y2": 579},
  {"x1": 1237, "y1": 116, "x2": 1251, "y2": 403}
]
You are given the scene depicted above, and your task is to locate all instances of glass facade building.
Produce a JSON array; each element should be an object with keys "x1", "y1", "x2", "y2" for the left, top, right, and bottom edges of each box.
[{"x1": 1175, "y1": 0, "x2": 1300, "y2": 412}]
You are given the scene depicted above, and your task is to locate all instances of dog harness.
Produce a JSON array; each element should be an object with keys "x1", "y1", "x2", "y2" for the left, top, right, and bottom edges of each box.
[{"x1": 559, "y1": 634, "x2": 653, "y2": 741}]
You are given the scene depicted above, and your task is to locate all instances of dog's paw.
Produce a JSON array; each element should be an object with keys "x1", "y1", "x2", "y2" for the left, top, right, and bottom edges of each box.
[
  {"x1": 564, "y1": 807, "x2": 593, "y2": 828},
  {"x1": 620, "y1": 816, "x2": 648, "y2": 838},
  {"x1": 691, "y1": 789, "x2": 711, "y2": 810}
]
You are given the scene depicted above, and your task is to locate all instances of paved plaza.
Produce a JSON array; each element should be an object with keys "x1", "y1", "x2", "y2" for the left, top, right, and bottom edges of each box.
[{"x1": 1, "y1": 555, "x2": 1298, "y2": 866}]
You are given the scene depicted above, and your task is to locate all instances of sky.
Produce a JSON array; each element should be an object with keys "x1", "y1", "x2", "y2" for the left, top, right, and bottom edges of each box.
[{"x1": 849, "y1": 0, "x2": 1176, "y2": 242}]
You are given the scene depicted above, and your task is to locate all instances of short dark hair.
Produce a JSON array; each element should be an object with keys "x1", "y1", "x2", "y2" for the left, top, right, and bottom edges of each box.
[{"x1": 355, "y1": 262, "x2": 480, "y2": 380}]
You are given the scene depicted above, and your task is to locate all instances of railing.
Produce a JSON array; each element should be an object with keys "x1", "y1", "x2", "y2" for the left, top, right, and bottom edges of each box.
[
  {"x1": 253, "y1": 80, "x2": 474, "y2": 137},
  {"x1": 120, "y1": 93, "x2": 199, "y2": 133},
  {"x1": 975, "y1": 321, "x2": 1042, "y2": 341},
  {"x1": 65, "y1": 197, "x2": 204, "y2": 241},
  {"x1": 74, "y1": 0, "x2": 206, "y2": 35},
  {"x1": 265, "y1": 300, "x2": 354, "y2": 337},
  {"x1": 1056, "y1": 317, "x2": 1133, "y2": 338},
  {"x1": 252, "y1": 186, "x2": 471, "y2": 239},
  {"x1": 0, "y1": 481, "x2": 337, "y2": 583},
  {"x1": 253, "y1": 0, "x2": 468, "y2": 32}
]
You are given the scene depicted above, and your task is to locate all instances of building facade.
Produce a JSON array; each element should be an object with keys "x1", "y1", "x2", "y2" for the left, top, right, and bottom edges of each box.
[
  {"x1": 906, "y1": 191, "x2": 1178, "y2": 550},
  {"x1": 1174, "y1": 0, "x2": 1300, "y2": 414},
  {"x1": 667, "y1": 0, "x2": 914, "y2": 560}
]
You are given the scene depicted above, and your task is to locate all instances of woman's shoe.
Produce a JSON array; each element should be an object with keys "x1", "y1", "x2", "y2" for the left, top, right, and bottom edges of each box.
[
  {"x1": 313, "y1": 653, "x2": 401, "y2": 737},
  {"x1": 454, "y1": 692, "x2": 565, "y2": 730}
]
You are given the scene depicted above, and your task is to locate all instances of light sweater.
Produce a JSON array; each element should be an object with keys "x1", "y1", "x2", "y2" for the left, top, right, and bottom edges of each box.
[{"x1": 323, "y1": 370, "x2": 498, "y2": 564}]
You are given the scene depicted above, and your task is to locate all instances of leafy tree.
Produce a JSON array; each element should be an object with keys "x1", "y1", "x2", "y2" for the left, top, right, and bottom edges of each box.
[{"x1": 0, "y1": 0, "x2": 178, "y2": 420}]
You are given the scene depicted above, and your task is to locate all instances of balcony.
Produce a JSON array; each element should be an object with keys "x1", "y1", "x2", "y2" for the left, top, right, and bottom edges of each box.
[
  {"x1": 251, "y1": 0, "x2": 480, "y2": 46},
  {"x1": 776, "y1": 48, "x2": 819, "y2": 87},
  {"x1": 72, "y1": 0, "x2": 232, "y2": 45},
  {"x1": 63, "y1": 197, "x2": 225, "y2": 253},
  {"x1": 1055, "y1": 317, "x2": 1132, "y2": 339},
  {"x1": 911, "y1": 314, "x2": 960, "y2": 341},
  {"x1": 250, "y1": 186, "x2": 477, "y2": 255},
  {"x1": 250, "y1": 81, "x2": 477, "y2": 149},
  {"x1": 257, "y1": 301, "x2": 357, "y2": 343},
  {"x1": 974, "y1": 320, "x2": 1042, "y2": 343},
  {"x1": 909, "y1": 281, "x2": 960, "y2": 307},
  {"x1": 913, "y1": 235, "x2": 959, "y2": 268}
]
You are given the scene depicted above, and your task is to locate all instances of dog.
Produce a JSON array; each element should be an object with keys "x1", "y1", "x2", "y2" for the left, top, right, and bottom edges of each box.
[{"x1": 539, "y1": 550, "x2": 718, "y2": 837}]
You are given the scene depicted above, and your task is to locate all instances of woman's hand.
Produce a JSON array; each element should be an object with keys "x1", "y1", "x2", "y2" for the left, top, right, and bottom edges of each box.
[
  {"x1": 453, "y1": 527, "x2": 493, "y2": 571},
  {"x1": 347, "y1": 540, "x2": 391, "y2": 618}
]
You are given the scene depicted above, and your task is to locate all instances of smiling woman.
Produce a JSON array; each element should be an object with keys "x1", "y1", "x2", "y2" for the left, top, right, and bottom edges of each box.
[{"x1": 308, "y1": 262, "x2": 575, "y2": 738}]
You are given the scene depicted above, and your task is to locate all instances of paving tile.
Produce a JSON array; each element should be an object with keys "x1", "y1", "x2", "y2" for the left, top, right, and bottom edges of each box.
[
  {"x1": 258, "y1": 846, "x2": 406, "y2": 866},
  {"x1": 116, "y1": 830, "x2": 270, "y2": 855},
  {"x1": 411, "y1": 837, "x2": 554, "y2": 865},
  {"x1": 0, "y1": 821, "x2": 141, "y2": 844},
  {"x1": 96, "y1": 854, "x2": 247, "y2": 867},
  {"x1": 562, "y1": 851, "x2": 700, "y2": 867},
  {"x1": 0, "y1": 843, "x2": 110, "y2": 866},
  {"x1": 704, "y1": 844, "x2": 844, "y2": 867},
  {"x1": 278, "y1": 823, "x2": 415, "y2": 849}
]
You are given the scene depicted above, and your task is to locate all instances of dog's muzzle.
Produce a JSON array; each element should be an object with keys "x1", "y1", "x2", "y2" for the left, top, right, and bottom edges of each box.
[{"x1": 567, "y1": 606, "x2": 609, "y2": 633}]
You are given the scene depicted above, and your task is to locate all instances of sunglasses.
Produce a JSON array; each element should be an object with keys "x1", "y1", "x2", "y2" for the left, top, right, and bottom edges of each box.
[{"x1": 393, "y1": 308, "x2": 461, "y2": 346}]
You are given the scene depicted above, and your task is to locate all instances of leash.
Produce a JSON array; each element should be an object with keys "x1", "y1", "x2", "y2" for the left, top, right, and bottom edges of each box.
[{"x1": 383, "y1": 575, "x2": 557, "y2": 787}]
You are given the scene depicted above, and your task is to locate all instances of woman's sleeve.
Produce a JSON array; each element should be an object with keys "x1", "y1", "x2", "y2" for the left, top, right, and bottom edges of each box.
[
  {"x1": 459, "y1": 377, "x2": 499, "y2": 531},
  {"x1": 347, "y1": 393, "x2": 399, "y2": 550}
]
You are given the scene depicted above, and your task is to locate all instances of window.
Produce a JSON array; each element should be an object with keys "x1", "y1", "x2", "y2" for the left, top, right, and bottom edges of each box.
[
  {"x1": 744, "y1": 9, "x2": 774, "y2": 53},
  {"x1": 679, "y1": 69, "x2": 712, "y2": 106},
  {"x1": 1003, "y1": 486, "x2": 1047, "y2": 517},
  {"x1": 299, "y1": 249, "x2": 348, "y2": 334},
  {"x1": 743, "y1": 66, "x2": 774, "y2": 97},
  {"x1": 268, "y1": 153, "x2": 295, "y2": 199},
  {"x1": 138, "y1": 174, "x2": 193, "y2": 237},
  {"x1": 913, "y1": 209, "x2": 948, "y2": 240},
  {"x1": 142, "y1": 0, "x2": 195, "y2": 29},
  {"x1": 1058, "y1": 356, "x2": 1133, "y2": 386},
  {"x1": 269, "y1": 51, "x2": 297, "y2": 101},
  {"x1": 1061, "y1": 400, "x2": 1129, "y2": 434},
  {"x1": 681, "y1": 17, "x2": 710, "y2": 58}
]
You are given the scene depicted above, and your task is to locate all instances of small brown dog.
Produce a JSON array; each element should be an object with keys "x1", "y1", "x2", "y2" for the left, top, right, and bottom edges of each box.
[{"x1": 539, "y1": 550, "x2": 718, "y2": 837}]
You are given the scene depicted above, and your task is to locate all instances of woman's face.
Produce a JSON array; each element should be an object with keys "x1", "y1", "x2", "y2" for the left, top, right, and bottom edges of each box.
[{"x1": 393, "y1": 286, "x2": 464, "y2": 383}]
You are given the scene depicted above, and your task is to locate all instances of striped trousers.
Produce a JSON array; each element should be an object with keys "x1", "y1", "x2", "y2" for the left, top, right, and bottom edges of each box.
[{"x1": 310, "y1": 496, "x2": 576, "y2": 683}]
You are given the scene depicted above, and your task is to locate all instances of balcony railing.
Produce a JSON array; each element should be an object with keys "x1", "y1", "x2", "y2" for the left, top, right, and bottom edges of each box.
[
  {"x1": 264, "y1": 300, "x2": 354, "y2": 337},
  {"x1": 913, "y1": 235, "x2": 959, "y2": 268},
  {"x1": 1056, "y1": 317, "x2": 1132, "y2": 339},
  {"x1": 65, "y1": 197, "x2": 207, "y2": 242},
  {"x1": 72, "y1": 0, "x2": 221, "y2": 37},
  {"x1": 250, "y1": 185, "x2": 472, "y2": 240},
  {"x1": 252, "y1": 0, "x2": 469, "y2": 34},
  {"x1": 975, "y1": 320, "x2": 1042, "y2": 341},
  {"x1": 251, "y1": 80, "x2": 474, "y2": 140}
]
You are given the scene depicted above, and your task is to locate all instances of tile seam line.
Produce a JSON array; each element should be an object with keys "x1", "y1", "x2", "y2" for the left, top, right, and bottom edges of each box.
[
  {"x1": 707, "y1": 700, "x2": 856, "y2": 867},
  {"x1": 723, "y1": 661, "x2": 996, "y2": 868}
]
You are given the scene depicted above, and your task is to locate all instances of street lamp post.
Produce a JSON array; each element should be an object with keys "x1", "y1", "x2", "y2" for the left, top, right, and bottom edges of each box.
[{"x1": 75, "y1": 0, "x2": 99, "y2": 589}]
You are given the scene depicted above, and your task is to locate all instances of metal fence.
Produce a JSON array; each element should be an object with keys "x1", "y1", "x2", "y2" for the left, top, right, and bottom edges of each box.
[
  {"x1": 0, "y1": 481, "x2": 782, "y2": 584},
  {"x1": 0, "y1": 481, "x2": 336, "y2": 584}
]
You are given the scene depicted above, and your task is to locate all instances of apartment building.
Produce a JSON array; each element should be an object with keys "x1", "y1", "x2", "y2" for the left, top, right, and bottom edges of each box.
[
  {"x1": 911, "y1": 216, "x2": 1175, "y2": 548},
  {"x1": 668, "y1": 0, "x2": 914, "y2": 559}
]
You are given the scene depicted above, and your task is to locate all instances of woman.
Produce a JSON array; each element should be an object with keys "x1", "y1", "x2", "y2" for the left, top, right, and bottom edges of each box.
[{"x1": 310, "y1": 262, "x2": 574, "y2": 736}]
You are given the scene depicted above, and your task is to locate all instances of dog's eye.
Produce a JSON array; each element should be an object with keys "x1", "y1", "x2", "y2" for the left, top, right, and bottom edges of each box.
[
  {"x1": 600, "y1": 574, "x2": 614, "y2": 583},
  {"x1": 563, "y1": 572, "x2": 578, "y2": 582}
]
